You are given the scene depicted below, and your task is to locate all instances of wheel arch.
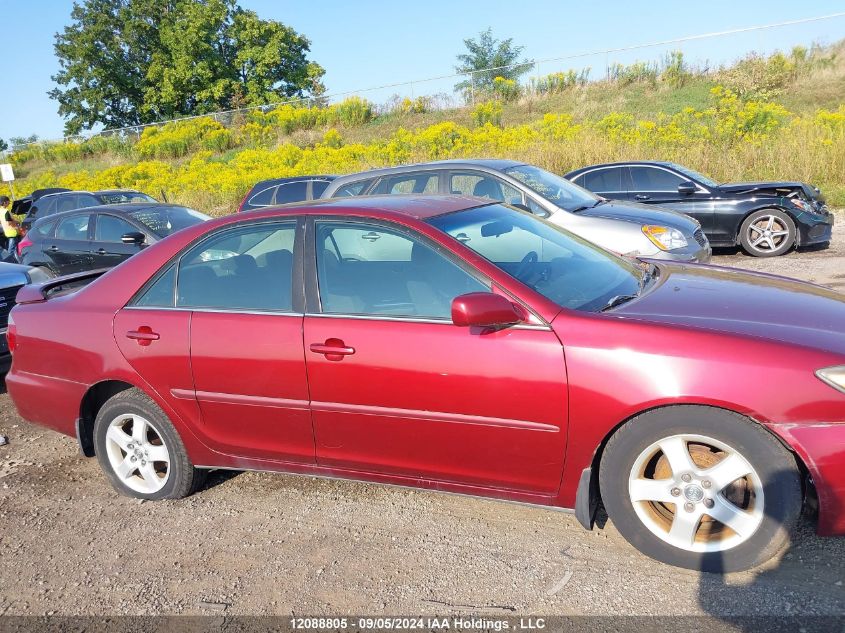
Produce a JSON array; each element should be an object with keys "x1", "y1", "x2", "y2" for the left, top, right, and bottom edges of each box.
[
  {"x1": 575, "y1": 402, "x2": 810, "y2": 529},
  {"x1": 77, "y1": 379, "x2": 138, "y2": 457}
]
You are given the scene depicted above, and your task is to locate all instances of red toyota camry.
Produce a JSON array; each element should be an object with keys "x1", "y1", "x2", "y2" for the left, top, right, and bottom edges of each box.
[{"x1": 6, "y1": 195, "x2": 845, "y2": 572}]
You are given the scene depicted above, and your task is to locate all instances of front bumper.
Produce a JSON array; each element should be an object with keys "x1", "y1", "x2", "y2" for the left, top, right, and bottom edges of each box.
[
  {"x1": 769, "y1": 422, "x2": 845, "y2": 536},
  {"x1": 646, "y1": 242, "x2": 712, "y2": 264},
  {"x1": 796, "y1": 210, "x2": 834, "y2": 247}
]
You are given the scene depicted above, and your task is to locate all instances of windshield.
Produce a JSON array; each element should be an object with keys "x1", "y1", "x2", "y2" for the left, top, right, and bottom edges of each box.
[
  {"x1": 667, "y1": 163, "x2": 719, "y2": 188},
  {"x1": 130, "y1": 206, "x2": 209, "y2": 237},
  {"x1": 98, "y1": 191, "x2": 157, "y2": 204},
  {"x1": 428, "y1": 204, "x2": 642, "y2": 312},
  {"x1": 504, "y1": 164, "x2": 599, "y2": 212}
]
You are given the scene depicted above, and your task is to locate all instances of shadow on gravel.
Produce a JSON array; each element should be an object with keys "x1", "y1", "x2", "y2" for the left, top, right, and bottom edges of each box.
[
  {"x1": 697, "y1": 469, "x2": 842, "y2": 631},
  {"x1": 0, "y1": 374, "x2": 7, "y2": 395},
  {"x1": 199, "y1": 468, "x2": 243, "y2": 492}
]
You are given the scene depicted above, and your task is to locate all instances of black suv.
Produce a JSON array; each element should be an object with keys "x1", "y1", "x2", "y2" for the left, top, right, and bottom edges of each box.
[
  {"x1": 20, "y1": 203, "x2": 209, "y2": 277},
  {"x1": 21, "y1": 189, "x2": 157, "y2": 233},
  {"x1": 565, "y1": 161, "x2": 833, "y2": 257}
]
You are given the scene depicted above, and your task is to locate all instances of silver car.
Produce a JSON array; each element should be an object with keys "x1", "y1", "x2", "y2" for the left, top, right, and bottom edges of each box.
[{"x1": 321, "y1": 160, "x2": 711, "y2": 263}]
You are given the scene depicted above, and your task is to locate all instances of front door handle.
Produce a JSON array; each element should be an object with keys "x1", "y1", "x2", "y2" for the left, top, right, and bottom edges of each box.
[
  {"x1": 48, "y1": 245, "x2": 59, "y2": 252},
  {"x1": 96, "y1": 248, "x2": 107, "y2": 254},
  {"x1": 126, "y1": 326, "x2": 160, "y2": 346},
  {"x1": 635, "y1": 194, "x2": 651, "y2": 201},
  {"x1": 310, "y1": 338, "x2": 355, "y2": 361}
]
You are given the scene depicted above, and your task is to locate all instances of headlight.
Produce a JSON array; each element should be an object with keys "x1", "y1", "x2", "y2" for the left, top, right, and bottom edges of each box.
[
  {"x1": 642, "y1": 225, "x2": 688, "y2": 251},
  {"x1": 816, "y1": 366, "x2": 845, "y2": 394},
  {"x1": 790, "y1": 198, "x2": 812, "y2": 213}
]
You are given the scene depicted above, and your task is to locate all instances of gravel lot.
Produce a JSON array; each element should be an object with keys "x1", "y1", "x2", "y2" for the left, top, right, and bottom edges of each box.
[{"x1": 1, "y1": 217, "x2": 844, "y2": 619}]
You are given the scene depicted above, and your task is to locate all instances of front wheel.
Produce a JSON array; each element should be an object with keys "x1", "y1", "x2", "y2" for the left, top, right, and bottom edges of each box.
[
  {"x1": 93, "y1": 388, "x2": 206, "y2": 500},
  {"x1": 599, "y1": 406, "x2": 802, "y2": 572},
  {"x1": 739, "y1": 209, "x2": 796, "y2": 257}
]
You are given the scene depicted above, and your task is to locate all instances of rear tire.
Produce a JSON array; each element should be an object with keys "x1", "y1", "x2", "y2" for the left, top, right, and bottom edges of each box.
[
  {"x1": 739, "y1": 209, "x2": 796, "y2": 257},
  {"x1": 599, "y1": 406, "x2": 802, "y2": 572},
  {"x1": 93, "y1": 388, "x2": 206, "y2": 500}
]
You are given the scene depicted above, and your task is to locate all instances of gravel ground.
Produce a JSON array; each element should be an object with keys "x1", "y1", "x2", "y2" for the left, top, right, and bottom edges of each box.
[{"x1": 1, "y1": 217, "x2": 844, "y2": 618}]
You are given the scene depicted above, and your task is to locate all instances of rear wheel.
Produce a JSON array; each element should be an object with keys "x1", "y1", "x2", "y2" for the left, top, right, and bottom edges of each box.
[
  {"x1": 93, "y1": 388, "x2": 205, "y2": 500},
  {"x1": 600, "y1": 406, "x2": 802, "y2": 572},
  {"x1": 739, "y1": 209, "x2": 796, "y2": 257}
]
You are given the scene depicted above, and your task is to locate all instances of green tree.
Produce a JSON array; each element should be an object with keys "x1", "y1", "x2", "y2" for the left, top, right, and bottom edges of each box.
[
  {"x1": 50, "y1": 0, "x2": 325, "y2": 135},
  {"x1": 454, "y1": 28, "x2": 533, "y2": 98},
  {"x1": 0, "y1": 138, "x2": 8, "y2": 152}
]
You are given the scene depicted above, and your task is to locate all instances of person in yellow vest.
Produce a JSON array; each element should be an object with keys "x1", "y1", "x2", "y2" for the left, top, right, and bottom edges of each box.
[{"x1": 1, "y1": 196, "x2": 21, "y2": 261}]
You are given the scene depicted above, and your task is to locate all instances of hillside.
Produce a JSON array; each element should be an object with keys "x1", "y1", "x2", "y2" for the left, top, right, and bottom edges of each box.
[{"x1": 3, "y1": 41, "x2": 845, "y2": 214}]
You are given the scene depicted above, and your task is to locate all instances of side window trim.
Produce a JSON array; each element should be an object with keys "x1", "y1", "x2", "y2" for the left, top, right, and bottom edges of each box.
[
  {"x1": 248, "y1": 184, "x2": 279, "y2": 207},
  {"x1": 305, "y1": 216, "x2": 492, "y2": 321}
]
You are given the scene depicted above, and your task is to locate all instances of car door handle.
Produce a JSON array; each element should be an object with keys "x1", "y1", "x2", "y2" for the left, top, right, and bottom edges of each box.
[
  {"x1": 310, "y1": 338, "x2": 355, "y2": 361},
  {"x1": 96, "y1": 248, "x2": 107, "y2": 254},
  {"x1": 126, "y1": 327, "x2": 160, "y2": 346},
  {"x1": 48, "y1": 245, "x2": 59, "y2": 252},
  {"x1": 635, "y1": 194, "x2": 651, "y2": 200}
]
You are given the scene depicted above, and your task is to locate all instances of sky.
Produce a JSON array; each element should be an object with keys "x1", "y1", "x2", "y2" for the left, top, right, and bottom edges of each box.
[{"x1": 1, "y1": 0, "x2": 844, "y2": 143}]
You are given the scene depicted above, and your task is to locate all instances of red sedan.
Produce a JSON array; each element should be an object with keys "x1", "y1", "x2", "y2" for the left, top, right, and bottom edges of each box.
[{"x1": 6, "y1": 195, "x2": 845, "y2": 572}]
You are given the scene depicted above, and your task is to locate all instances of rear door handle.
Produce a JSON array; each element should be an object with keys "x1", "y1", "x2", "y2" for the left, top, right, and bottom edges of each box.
[
  {"x1": 126, "y1": 326, "x2": 160, "y2": 346},
  {"x1": 48, "y1": 245, "x2": 59, "y2": 252},
  {"x1": 635, "y1": 194, "x2": 651, "y2": 201},
  {"x1": 310, "y1": 338, "x2": 355, "y2": 361},
  {"x1": 96, "y1": 248, "x2": 107, "y2": 255}
]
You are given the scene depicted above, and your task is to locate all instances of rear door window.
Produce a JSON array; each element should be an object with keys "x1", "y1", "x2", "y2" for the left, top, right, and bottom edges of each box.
[
  {"x1": 274, "y1": 181, "x2": 309, "y2": 204},
  {"x1": 449, "y1": 172, "x2": 523, "y2": 205},
  {"x1": 580, "y1": 168, "x2": 624, "y2": 193},
  {"x1": 55, "y1": 214, "x2": 92, "y2": 240},
  {"x1": 371, "y1": 173, "x2": 440, "y2": 195}
]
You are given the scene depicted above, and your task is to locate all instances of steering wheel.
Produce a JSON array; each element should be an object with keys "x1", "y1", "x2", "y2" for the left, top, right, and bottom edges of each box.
[{"x1": 515, "y1": 251, "x2": 538, "y2": 281}]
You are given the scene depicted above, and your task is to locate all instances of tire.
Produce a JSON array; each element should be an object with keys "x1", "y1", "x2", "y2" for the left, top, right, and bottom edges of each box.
[
  {"x1": 739, "y1": 209, "x2": 796, "y2": 257},
  {"x1": 93, "y1": 388, "x2": 206, "y2": 500},
  {"x1": 599, "y1": 406, "x2": 802, "y2": 572}
]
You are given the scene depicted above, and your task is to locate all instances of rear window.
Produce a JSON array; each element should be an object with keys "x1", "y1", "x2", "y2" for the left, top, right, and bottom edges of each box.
[
  {"x1": 97, "y1": 191, "x2": 157, "y2": 204},
  {"x1": 129, "y1": 206, "x2": 209, "y2": 237}
]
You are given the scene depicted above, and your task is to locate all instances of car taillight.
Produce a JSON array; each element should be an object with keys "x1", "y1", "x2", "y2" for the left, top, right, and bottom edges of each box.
[
  {"x1": 6, "y1": 314, "x2": 16, "y2": 354},
  {"x1": 17, "y1": 235, "x2": 33, "y2": 257}
]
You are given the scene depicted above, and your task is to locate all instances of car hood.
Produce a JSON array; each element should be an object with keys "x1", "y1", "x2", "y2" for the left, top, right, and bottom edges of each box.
[
  {"x1": 718, "y1": 181, "x2": 822, "y2": 201},
  {"x1": 577, "y1": 200, "x2": 700, "y2": 234},
  {"x1": 613, "y1": 263, "x2": 845, "y2": 356}
]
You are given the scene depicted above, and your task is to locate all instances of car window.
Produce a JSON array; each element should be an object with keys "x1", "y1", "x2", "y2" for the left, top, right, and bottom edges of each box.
[
  {"x1": 129, "y1": 206, "x2": 209, "y2": 237},
  {"x1": 31, "y1": 218, "x2": 58, "y2": 238},
  {"x1": 316, "y1": 222, "x2": 488, "y2": 319},
  {"x1": 97, "y1": 191, "x2": 156, "y2": 204},
  {"x1": 31, "y1": 196, "x2": 57, "y2": 218},
  {"x1": 274, "y1": 181, "x2": 309, "y2": 204},
  {"x1": 429, "y1": 204, "x2": 642, "y2": 312},
  {"x1": 55, "y1": 214, "x2": 91, "y2": 240},
  {"x1": 96, "y1": 214, "x2": 138, "y2": 242},
  {"x1": 371, "y1": 173, "x2": 439, "y2": 195},
  {"x1": 134, "y1": 265, "x2": 176, "y2": 307},
  {"x1": 176, "y1": 223, "x2": 296, "y2": 312},
  {"x1": 248, "y1": 185, "x2": 277, "y2": 207},
  {"x1": 311, "y1": 179, "x2": 332, "y2": 198},
  {"x1": 449, "y1": 172, "x2": 522, "y2": 205},
  {"x1": 581, "y1": 168, "x2": 624, "y2": 193},
  {"x1": 332, "y1": 179, "x2": 374, "y2": 197},
  {"x1": 630, "y1": 167, "x2": 686, "y2": 191},
  {"x1": 504, "y1": 164, "x2": 599, "y2": 212}
]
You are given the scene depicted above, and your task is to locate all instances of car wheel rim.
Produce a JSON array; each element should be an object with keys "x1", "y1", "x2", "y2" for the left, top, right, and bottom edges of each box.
[
  {"x1": 627, "y1": 433, "x2": 764, "y2": 553},
  {"x1": 105, "y1": 414, "x2": 170, "y2": 494},
  {"x1": 747, "y1": 215, "x2": 790, "y2": 252}
]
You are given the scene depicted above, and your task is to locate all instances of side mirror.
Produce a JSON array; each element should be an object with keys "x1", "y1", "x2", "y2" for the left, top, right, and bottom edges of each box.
[
  {"x1": 451, "y1": 292, "x2": 524, "y2": 328},
  {"x1": 121, "y1": 231, "x2": 146, "y2": 246},
  {"x1": 677, "y1": 181, "x2": 697, "y2": 195}
]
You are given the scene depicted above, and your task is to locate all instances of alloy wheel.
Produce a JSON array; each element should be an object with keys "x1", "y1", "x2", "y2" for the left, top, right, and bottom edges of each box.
[
  {"x1": 628, "y1": 433, "x2": 764, "y2": 553},
  {"x1": 746, "y1": 214, "x2": 790, "y2": 252},
  {"x1": 104, "y1": 413, "x2": 171, "y2": 494}
]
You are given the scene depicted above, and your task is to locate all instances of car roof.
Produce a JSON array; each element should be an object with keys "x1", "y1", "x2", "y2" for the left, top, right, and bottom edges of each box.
[
  {"x1": 228, "y1": 194, "x2": 491, "y2": 223},
  {"x1": 566, "y1": 160, "x2": 674, "y2": 175},
  {"x1": 329, "y1": 159, "x2": 527, "y2": 184},
  {"x1": 31, "y1": 202, "x2": 189, "y2": 225},
  {"x1": 250, "y1": 175, "x2": 337, "y2": 189},
  {"x1": 93, "y1": 189, "x2": 146, "y2": 195}
]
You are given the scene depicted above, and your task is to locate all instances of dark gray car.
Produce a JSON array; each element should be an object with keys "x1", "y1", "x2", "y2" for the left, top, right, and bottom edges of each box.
[{"x1": 321, "y1": 160, "x2": 711, "y2": 263}]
